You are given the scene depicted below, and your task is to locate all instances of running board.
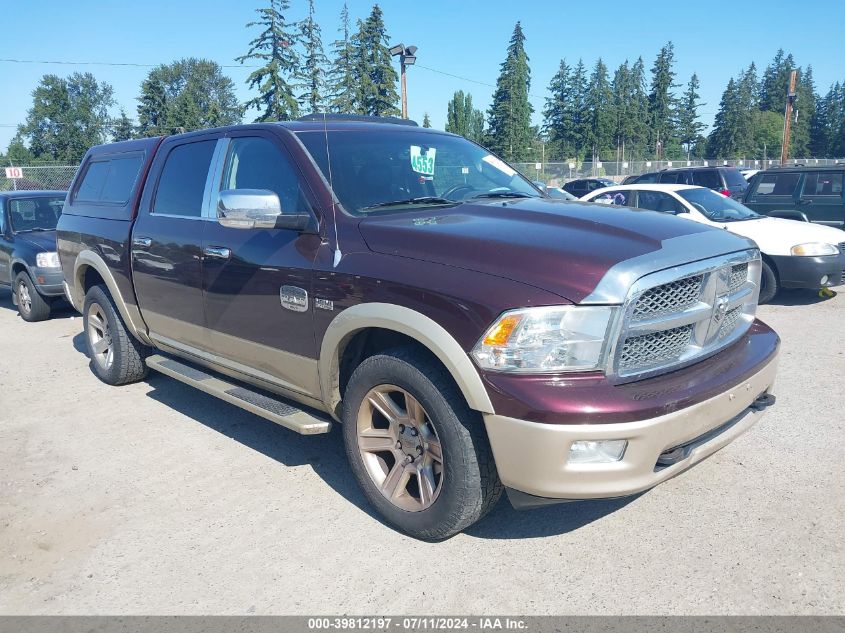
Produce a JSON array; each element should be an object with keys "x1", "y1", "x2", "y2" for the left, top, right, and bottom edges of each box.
[{"x1": 145, "y1": 354, "x2": 332, "y2": 435}]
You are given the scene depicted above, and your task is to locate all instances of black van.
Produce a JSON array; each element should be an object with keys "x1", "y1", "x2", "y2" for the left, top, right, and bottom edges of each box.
[{"x1": 743, "y1": 166, "x2": 845, "y2": 227}]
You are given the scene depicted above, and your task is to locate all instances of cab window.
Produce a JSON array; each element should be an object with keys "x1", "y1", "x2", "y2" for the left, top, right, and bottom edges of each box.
[
  {"x1": 153, "y1": 140, "x2": 217, "y2": 218},
  {"x1": 220, "y1": 137, "x2": 310, "y2": 215},
  {"x1": 753, "y1": 172, "x2": 800, "y2": 197}
]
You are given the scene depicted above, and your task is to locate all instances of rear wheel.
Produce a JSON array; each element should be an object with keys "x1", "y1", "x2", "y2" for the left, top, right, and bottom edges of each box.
[
  {"x1": 15, "y1": 271, "x2": 51, "y2": 322},
  {"x1": 83, "y1": 284, "x2": 150, "y2": 385},
  {"x1": 342, "y1": 347, "x2": 502, "y2": 541},
  {"x1": 759, "y1": 260, "x2": 779, "y2": 304}
]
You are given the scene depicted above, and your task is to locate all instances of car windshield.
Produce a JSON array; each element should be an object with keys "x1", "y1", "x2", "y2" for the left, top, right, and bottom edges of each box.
[
  {"x1": 678, "y1": 188, "x2": 761, "y2": 222},
  {"x1": 8, "y1": 196, "x2": 65, "y2": 232},
  {"x1": 296, "y1": 128, "x2": 542, "y2": 215}
]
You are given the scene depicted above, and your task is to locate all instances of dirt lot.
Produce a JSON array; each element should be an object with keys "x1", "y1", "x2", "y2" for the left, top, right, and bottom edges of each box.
[{"x1": 0, "y1": 287, "x2": 842, "y2": 615}]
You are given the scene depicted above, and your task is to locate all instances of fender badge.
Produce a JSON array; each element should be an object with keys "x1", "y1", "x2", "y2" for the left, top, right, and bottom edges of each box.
[{"x1": 315, "y1": 298, "x2": 334, "y2": 311}]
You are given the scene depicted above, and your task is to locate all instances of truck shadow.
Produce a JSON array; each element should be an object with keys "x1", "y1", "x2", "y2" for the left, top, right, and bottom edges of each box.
[
  {"x1": 767, "y1": 288, "x2": 836, "y2": 306},
  {"x1": 71, "y1": 331, "x2": 638, "y2": 540},
  {"x1": 0, "y1": 287, "x2": 76, "y2": 320}
]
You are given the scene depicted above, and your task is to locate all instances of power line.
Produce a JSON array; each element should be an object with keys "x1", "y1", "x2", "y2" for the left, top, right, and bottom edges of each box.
[{"x1": 0, "y1": 57, "x2": 260, "y2": 69}]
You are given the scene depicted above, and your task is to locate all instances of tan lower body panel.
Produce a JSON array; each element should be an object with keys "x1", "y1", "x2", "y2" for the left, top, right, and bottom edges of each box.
[{"x1": 483, "y1": 354, "x2": 779, "y2": 500}]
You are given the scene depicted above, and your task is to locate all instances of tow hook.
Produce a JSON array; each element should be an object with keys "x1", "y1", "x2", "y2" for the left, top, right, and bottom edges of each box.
[{"x1": 750, "y1": 393, "x2": 776, "y2": 412}]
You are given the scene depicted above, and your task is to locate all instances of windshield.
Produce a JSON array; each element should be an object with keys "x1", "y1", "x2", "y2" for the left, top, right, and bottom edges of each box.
[
  {"x1": 8, "y1": 196, "x2": 64, "y2": 232},
  {"x1": 678, "y1": 188, "x2": 761, "y2": 222},
  {"x1": 296, "y1": 129, "x2": 542, "y2": 215}
]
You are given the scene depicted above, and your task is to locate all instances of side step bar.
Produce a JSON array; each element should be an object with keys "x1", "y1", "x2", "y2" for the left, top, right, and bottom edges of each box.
[{"x1": 145, "y1": 354, "x2": 332, "y2": 435}]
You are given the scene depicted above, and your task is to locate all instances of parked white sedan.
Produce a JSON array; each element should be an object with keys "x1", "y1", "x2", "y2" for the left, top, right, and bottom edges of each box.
[{"x1": 580, "y1": 184, "x2": 845, "y2": 302}]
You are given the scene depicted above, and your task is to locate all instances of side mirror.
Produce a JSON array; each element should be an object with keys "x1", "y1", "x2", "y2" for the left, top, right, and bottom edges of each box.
[{"x1": 217, "y1": 189, "x2": 312, "y2": 231}]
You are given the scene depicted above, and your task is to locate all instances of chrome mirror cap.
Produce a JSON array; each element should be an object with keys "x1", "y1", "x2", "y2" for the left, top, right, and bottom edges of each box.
[{"x1": 217, "y1": 189, "x2": 282, "y2": 229}]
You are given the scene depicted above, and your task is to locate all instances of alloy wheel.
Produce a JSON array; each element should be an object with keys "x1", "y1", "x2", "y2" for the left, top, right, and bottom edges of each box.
[
  {"x1": 17, "y1": 280, "x2": 32, "y2": 315},
  {"x1": 356, "y1": 385, "x2": 444, "y2": 512},
  {"x1": 86, "y1": 303, "x2": 114, "y2": 370}
]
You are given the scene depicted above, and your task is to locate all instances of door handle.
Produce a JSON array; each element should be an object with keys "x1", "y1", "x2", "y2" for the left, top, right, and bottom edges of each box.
[
  {"x1": 203, "y1": 246, "x2": 231, "y2": 260},
  {"x1": 132, "y1": 237, "x2": 152, "y2": 248}
]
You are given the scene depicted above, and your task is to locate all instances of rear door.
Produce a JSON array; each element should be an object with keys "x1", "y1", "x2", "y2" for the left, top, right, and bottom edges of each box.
[
  {"x1": 132, "y1": 135, "x2": 219, "y2": 352},
  {"x1": 797, "y1": 171, "x2": 845, "y2": 227},
  {"x1": 200, "y1": 131, "x2": 323, "y2": 397},
  {"x1": 743, "y1": 171, "x2": 801, "y2": 218}
]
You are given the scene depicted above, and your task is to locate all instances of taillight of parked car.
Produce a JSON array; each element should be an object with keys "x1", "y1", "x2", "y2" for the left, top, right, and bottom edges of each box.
[{"x1": 719, "y1": 189, "x2": 731, "y2": 197}]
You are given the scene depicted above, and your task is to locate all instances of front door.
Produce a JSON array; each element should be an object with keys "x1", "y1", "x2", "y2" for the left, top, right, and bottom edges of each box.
[
  {"x1": 798, "y1": 171, "x2": 845, "y2": 227},
  {"x1": 201, "y1": 133, "x2": 322, "y2": 397},
  {"x1": 132, "y1": 137, "x2": 218, "y2": 352},
  {"x1": 0, "y1": 202, "x2": 11, "y2": 286}
]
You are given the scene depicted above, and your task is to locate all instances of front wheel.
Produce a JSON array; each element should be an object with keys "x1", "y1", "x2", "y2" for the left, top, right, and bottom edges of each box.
[
  {"x1": 342, "y1": 348, "x2": 502, "y2": 541},
  {"x1": 83, "y1": 284, "x2": 150, "y2": 385},
  {"x1": 759, "y1": 260, "x2": 779, "y2": 304},
  {"x1": 15, "y1": 271, "x2": 51, "y2": 322}
]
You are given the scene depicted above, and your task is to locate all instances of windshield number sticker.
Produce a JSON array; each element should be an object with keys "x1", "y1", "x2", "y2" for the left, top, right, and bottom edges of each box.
[{"x1": 410, "y1": 146, "x2": 436, "y2": 176}]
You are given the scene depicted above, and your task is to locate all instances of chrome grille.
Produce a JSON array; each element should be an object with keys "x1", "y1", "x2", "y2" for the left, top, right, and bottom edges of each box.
[
  {"x1": 619, "y1": 325, "x2": 694, "y2": 370},
  {"x1": 729, "y1": 263, "x2": 748, "y2": 292},
  {"x1": 632, "y1": 275, "x2": 703, "y2": 320},
  {"x1": 614, "y1": 250, "x2": 760, "y2": 379}
]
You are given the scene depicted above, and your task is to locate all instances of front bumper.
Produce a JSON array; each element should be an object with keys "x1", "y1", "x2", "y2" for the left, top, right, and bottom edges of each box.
[
  {"x1": 770, "y1": 253, "x2": 845, "y2": 289},
  {"x1": 31, "y1": 268, "x2": 66, "y2": 296},
  {"x1": 484, "y1": 353, "x2": 778, "y2": 505}
]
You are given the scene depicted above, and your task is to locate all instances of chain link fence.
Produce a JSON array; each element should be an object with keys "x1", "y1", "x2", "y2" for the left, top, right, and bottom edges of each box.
[
  {"x1": 513, "y1": 158, "x2": 845, "y2": 186},
  {"x1": 0, "y1": 165, "x2": 79, "y2": 192}
]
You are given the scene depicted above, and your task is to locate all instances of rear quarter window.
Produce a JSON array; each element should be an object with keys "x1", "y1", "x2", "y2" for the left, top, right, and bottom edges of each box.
[
  {"x1": 721, "y1": 168, "x2": 747, "y2": 188},
  {"x1": 692, "y1": 170, "x2": 721, "y2": 189},
  {"x1": 752, "y1": 172, "x2": 801, "y2": 197}
]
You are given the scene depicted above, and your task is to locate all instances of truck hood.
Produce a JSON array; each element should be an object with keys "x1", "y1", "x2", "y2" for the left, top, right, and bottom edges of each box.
[
  {"x1": 718, "y1": 216, "x2": 845, "y2": 256},
  {"x1": 16, "y1": 230, "x2": 57, "y2": 253},
  {"x1": 358, "y1": 199, "x2": 739, "y2": 303}
]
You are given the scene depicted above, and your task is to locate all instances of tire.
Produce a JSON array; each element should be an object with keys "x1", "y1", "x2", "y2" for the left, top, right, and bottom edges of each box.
[
  {"x1": 15, "y1": 271, "x2": 51, "y2": 322},
  {"x1": 82, "y1": 284, "x2": 150, "y2": 385},
  {"x1": 759, "y1": 259, "x2": 779, "y2": 304},
  {"x1": 342, "y1": 347, "x2": 502, "y2": 541}
]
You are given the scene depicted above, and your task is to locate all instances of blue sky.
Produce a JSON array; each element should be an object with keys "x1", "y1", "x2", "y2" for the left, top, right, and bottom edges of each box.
[{"x1": 2, "y1": 0, "x2": 844, "y2": 155}]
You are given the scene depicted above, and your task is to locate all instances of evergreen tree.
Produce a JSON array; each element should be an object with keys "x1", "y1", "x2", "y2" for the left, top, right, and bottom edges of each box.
[
  {"x1": 237, "y1": 0, "x2": 300, "y2": 122},
  {"x1": 446, "y1": 91, "x2": 484, "y2": 143},
  {"x1": 486, "y1": 22, "x2": 533, "y2": 161},
  {"x1": 791, "y1": 65, "x2": 817, "y2": 156},
  {"x1": 707, "y1": 78, "x2": 741, "y2": 158},
  {"x1": 647, "y1": 42, "x2": 678, "y2": 158},
  {"x1": 735, "y1": 64, "x2": 759, "y2": 155},
  {"x1": 326, "y1": 3, "x2": 357, "y2": 113},
  {"x1": 676, "y1": 74, "x2": 705, "y2": 158},
  {"x1": 628, "y1": 57, "x2": 650, "y2": 159},
  {"x1": 298, "y1": 0, "x2": 328, "y2": 113},
  {"x1": 569, "y1": 59, "x2": 590, "y2": 160},
  {"x1": 137, "y1": 58, "x2": 242, "y2": 136},
  {"x1": 815, "y1": 83, "x2": 844, "y2": 155},
  {"x1": 759, "y1": 49, "x2": 794, "y2": 113},
  {"x1": 422, "y1": 113, "x2": 431, "y2": 128},
  {"x1": 584, "y1": 58, "x2": 614, "y2": 161},
  {"x1": 353, "y1": 5, "x2": 400, "y2": 117},
  {"x1": 17, "y1": 72, "x2": 114, "y2": 162},
  {"x1": 112, "y1": 109, "x2": 136, "y2": 141},
  {"x1": 543, "y1": 60, "x2": 575, "y2": 159}
]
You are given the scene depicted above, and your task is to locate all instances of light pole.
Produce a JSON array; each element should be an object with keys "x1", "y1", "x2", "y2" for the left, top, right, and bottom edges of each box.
[{"x1": 389, "y1": 43, "x2": 417, "y2": 119}]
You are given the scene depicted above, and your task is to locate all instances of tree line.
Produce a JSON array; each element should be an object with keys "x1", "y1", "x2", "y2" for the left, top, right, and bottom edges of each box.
[{"x1": 4, "y1": 3, "x2": 845, "y2": 165}]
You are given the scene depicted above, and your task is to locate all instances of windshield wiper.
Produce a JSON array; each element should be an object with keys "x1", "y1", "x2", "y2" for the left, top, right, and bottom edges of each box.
[
  {"x1": 360, "y1": 196, "x2": 457, "y2": 212},
  {"x1": 472, "y1": 191, "x2": 534, "y2": 199}
]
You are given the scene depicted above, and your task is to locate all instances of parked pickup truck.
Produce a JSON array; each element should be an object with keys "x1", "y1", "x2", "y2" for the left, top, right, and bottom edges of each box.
[{"x1": 58, "y1": 117, "x2": 780, "y2": 540}]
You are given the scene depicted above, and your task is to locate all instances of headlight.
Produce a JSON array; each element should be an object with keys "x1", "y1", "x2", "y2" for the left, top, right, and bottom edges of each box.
[
  {"x1": 790, "y1": 243, "x2": 839, "y2": 257},
  {"x1": 471, "y1": 305, "x2": 617, "y2": 373},
  {"x1": 36, "y1": 252, "x2": 60, "y2": 268}
]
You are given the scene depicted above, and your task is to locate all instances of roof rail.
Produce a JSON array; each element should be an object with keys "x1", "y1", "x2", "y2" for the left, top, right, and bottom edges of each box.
[{"x1": 297, "y1": 113, "x2": 419, "y2": 127}]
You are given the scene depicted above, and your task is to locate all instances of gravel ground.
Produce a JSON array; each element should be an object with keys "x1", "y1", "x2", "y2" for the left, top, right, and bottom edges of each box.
[{"x1": 0, "y1": 287, "x2": 842, "y2": 615}]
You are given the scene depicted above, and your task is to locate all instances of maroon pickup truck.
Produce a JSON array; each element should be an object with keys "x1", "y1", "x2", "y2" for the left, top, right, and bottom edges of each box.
[{"x1": 57, "y1": 116, "x2": 779, "y2": 540}]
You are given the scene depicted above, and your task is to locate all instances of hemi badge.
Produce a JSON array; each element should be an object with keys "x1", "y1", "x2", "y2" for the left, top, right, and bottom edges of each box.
[{"x1": 315, "y1": 298, "x2": 334, "y2": 311}]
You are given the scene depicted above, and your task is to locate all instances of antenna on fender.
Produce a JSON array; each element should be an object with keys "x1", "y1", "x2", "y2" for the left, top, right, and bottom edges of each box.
[{"x1": 320, "y1": 112, "x2": 342, "y2": 267}]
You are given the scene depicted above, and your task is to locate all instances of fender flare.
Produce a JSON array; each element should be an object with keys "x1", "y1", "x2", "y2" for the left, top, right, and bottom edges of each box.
[
  {"x1": 72, "y1": 250, "x2": 152, "y2": 345},
  {"x1": 319, "y1": 303, "x2": 494, "y2": 416}
]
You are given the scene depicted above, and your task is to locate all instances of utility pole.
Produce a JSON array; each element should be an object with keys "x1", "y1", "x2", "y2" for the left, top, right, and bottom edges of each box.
[
  {"x1": 389, "y1": 44, "x2": 417, "y2": 119},
  {"x1": 780, "y1": 70, "x2": 798, "y2": 164}
]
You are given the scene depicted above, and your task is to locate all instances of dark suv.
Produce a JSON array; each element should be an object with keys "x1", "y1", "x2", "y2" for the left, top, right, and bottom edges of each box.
[
  {"x1": 656, "y1": 166, "x2": 748, "y2": 199},
  {"x1": 562, "y1": 177, "x2": 615, "y2": 198},
  {"x1": 743, "y1": 166, "x2": 845, "y2": 227},
  {"x1": 0, "y1": 190, "x2": 67, "y2": 321},
  {"x1": 57, "y1": 118, "x2": 779, "y2": 540}
]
